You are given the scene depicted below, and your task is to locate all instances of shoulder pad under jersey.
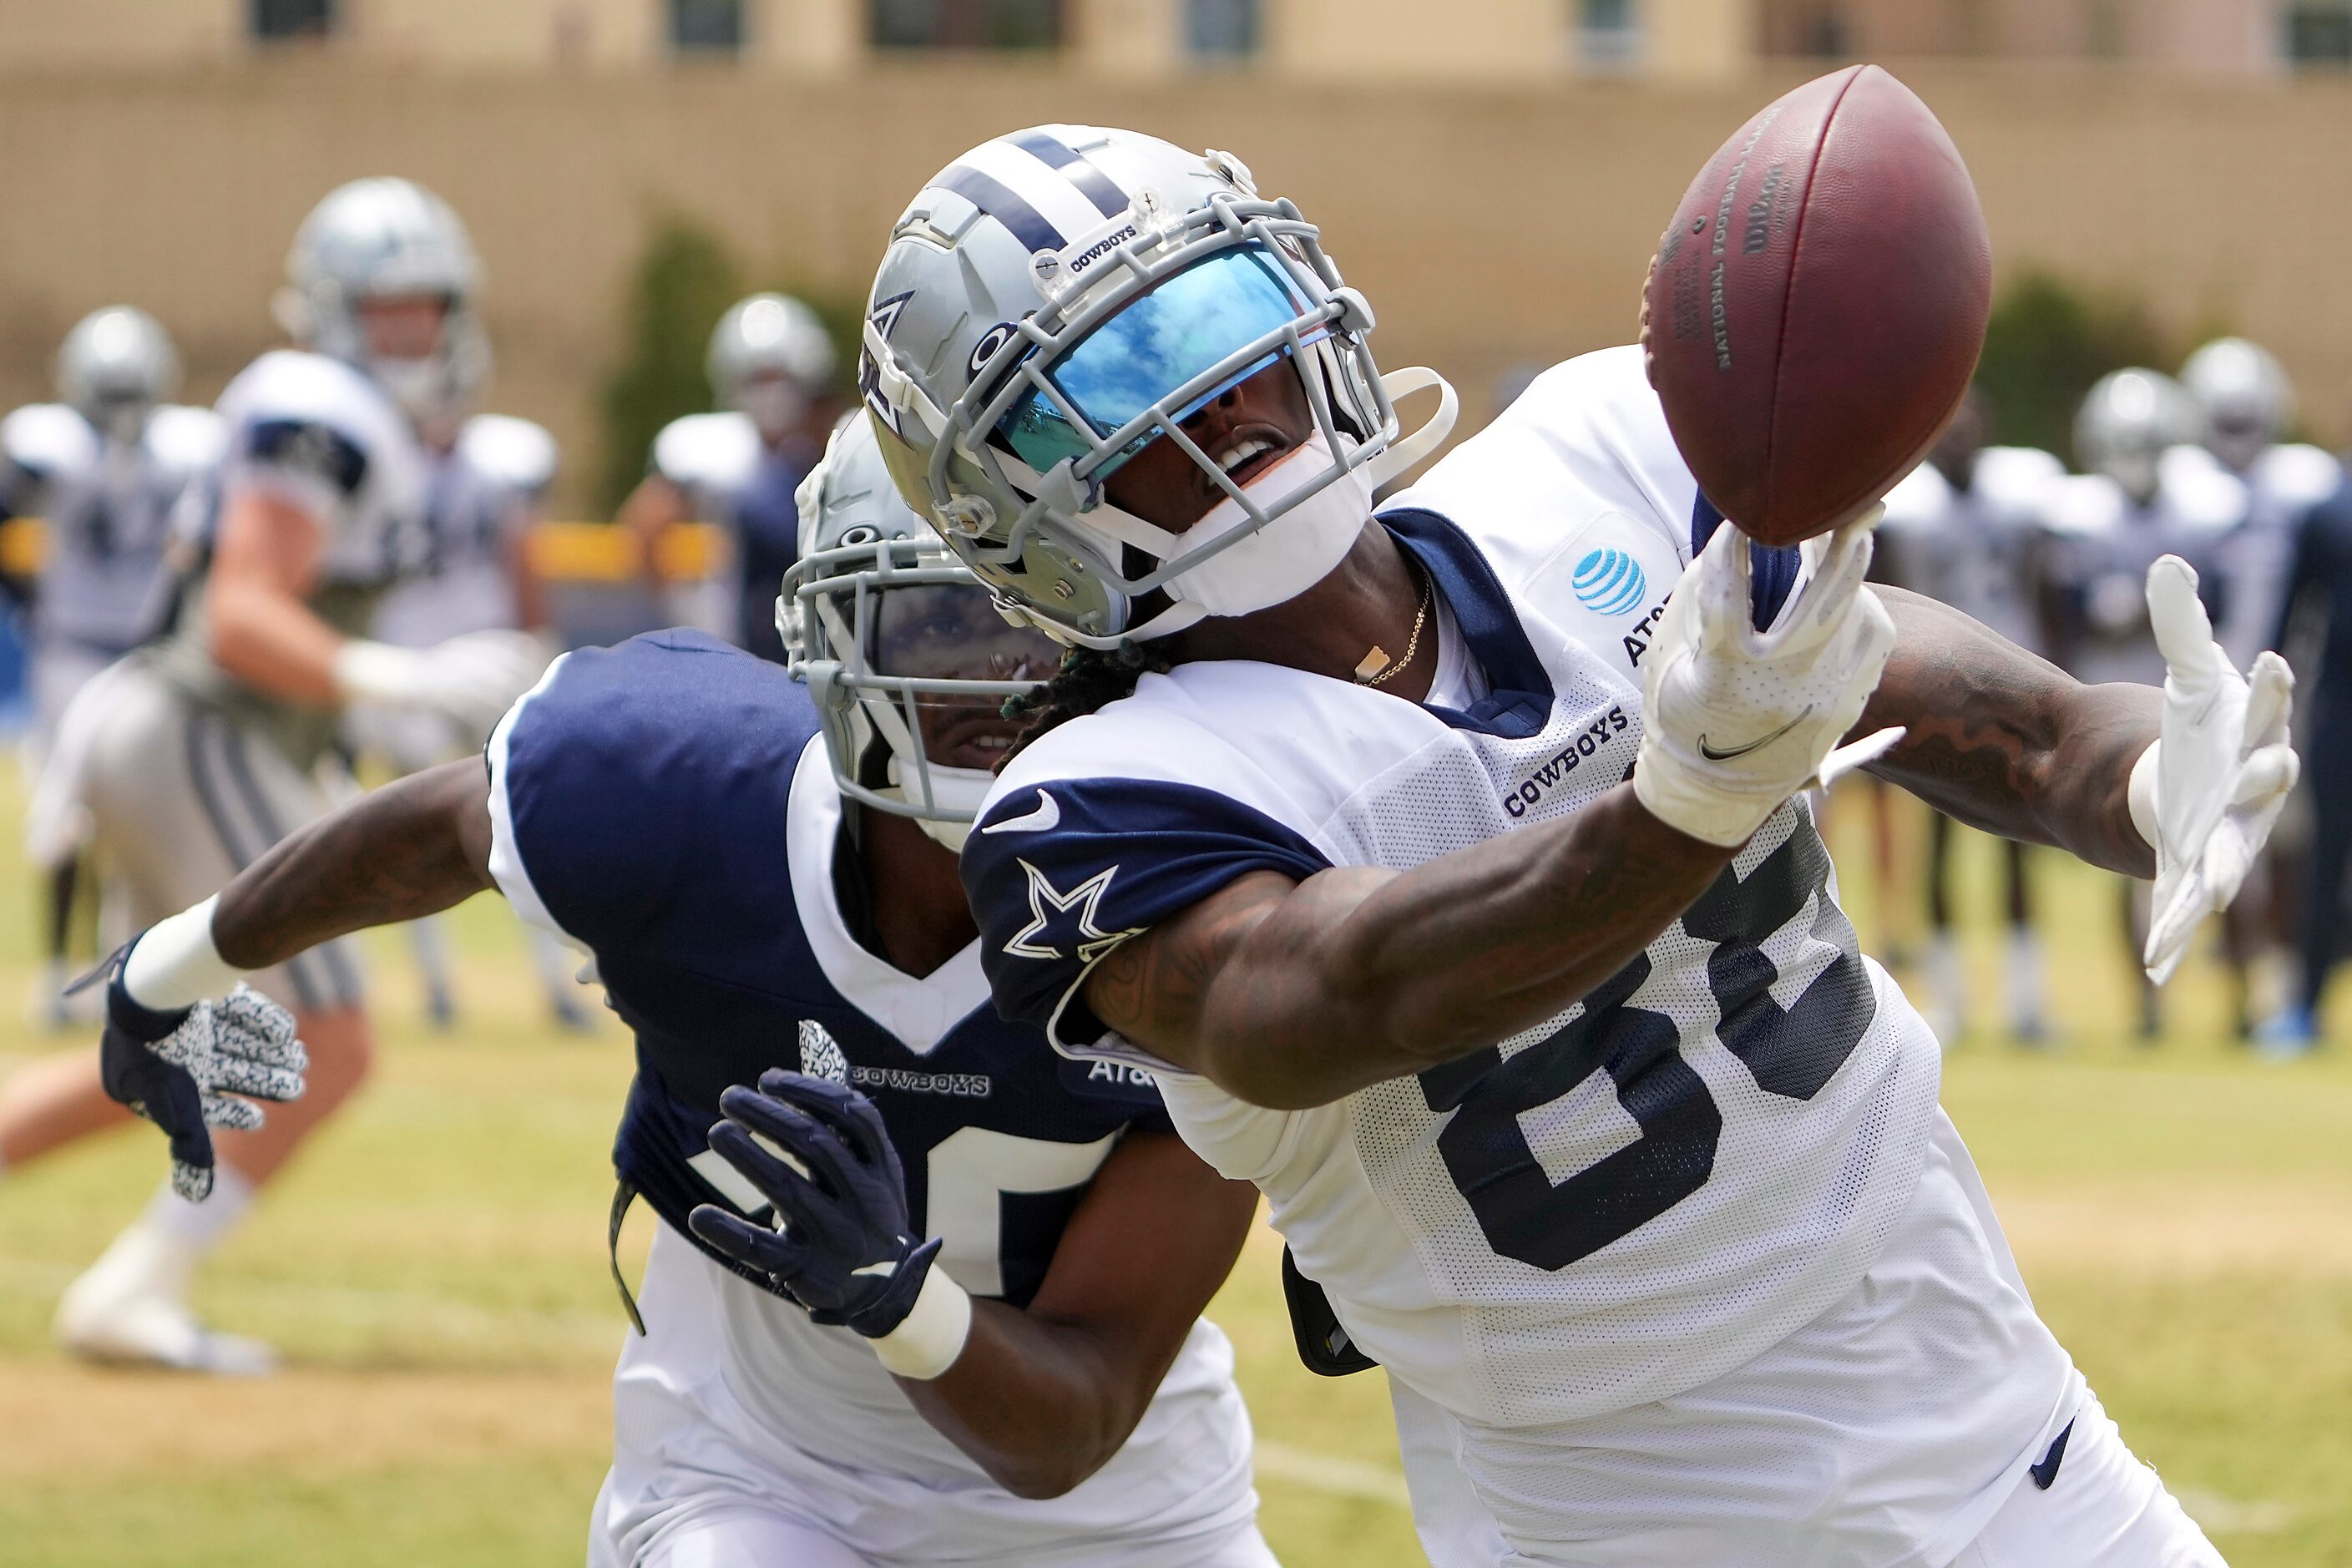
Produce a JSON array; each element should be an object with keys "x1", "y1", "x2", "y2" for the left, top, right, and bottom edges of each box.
[
  {"x1": 1, "y1": 403, "x2": 97, "y2": 483},
  {"x1": 2157, "y1": 447, "x2": 2249, "y2": 535},
  {"x1": 217, "y1": 350, "x2": 409, "y2": 501},
  {"x1": 2255, "y1": 443, "x2": 2342, "y2": 513},
  {"x1": 1878, "y1": 462, "x2": 1950, "y2": 534},
  {"x1": 651, "y1": 411, "x2": 761, "y2": 499},
  {"x1": 1971, "y1": 447, "x2": 2065, "y2": 519},
  {"x1": 2040, "y1": 473, "x2": 2127, "y2": 539},
  {"x1": 144, "y1": 405, "x2": 228, "y2": 481},
  {"x1": 458, "y1": 413, "x2": 559, "y2": 498}
]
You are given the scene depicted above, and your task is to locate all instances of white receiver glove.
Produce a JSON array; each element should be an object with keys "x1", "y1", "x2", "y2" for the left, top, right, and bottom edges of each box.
[
  {"x1": 2137, "y1": 554, "x2": 2299, "y2": 984},
  {"x1": 1636, "y1": 511, "x2": 1904, "y2": 847},
  {"x1": 333, "y1": 629, "x2": 547, "y2": 734}
]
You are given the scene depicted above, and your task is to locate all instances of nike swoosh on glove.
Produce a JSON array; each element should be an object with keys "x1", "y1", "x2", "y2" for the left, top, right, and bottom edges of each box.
[
  {"x1": 2140, "y1": 554, "x2": 2299, "y2": 984},
  {"x1": 1634, "y1": 508, "x2": 1904, "y2": 847},
  {"x1": 99, "y1": 967, "x2": 308, "y2": 1202},
  {"x1": 687, "y1": 1070, "x2": 942, "y2": 1338}
]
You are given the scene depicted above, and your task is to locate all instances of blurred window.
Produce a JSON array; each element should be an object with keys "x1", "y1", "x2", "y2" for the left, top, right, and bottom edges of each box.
[
  {"x1": 1577, "y1": 0, "x2": 1640, "y2": 68},
  {"x1": 1187, "y1": 0, "x2": 1260, "y2": 60},
  {"x1": 670, "y1": 0, "x2": 746, "y2": 53},
  {"x1": 2288, "y1": 3, "x2": 2352, "y2": 65},
  {"x1": 870, "y1": 0, "x2": 1064, "y2": 48},
  {"x1": 250, "y1": 0, "x2": 333, "y2": 40},
  {"x1": 1798, "y1": 6, "x2": 1848, "y2": 56}
]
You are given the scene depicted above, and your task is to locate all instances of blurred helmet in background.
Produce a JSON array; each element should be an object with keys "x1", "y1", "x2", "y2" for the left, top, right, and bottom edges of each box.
[
  {"x1": 859, "y1": 123, "x2": 1454, "y2": 649},
  {"x1": 2076, "y1": 367, "x2": 2198, "y2": 506},
  {"x1": 783, "y1": 415, "x2": 1055, "y2": 852},
  {"x1": 708, "y1": 293, "x2": 837, "y2": 443},
  {"x1": 57, "y1": 306, "x2": 178, "y2": 443},
  {"x1": 275, "y1": 177, "x2": 489, "y2": 427},
  {"x1": 2180, "y1": 337, "x2": 2292, "y2": 474}
]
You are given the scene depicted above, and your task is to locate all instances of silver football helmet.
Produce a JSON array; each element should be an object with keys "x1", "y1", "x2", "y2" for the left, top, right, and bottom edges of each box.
[
  {"x1": 2076, "y1": 368, "x2": 2198, "y2": 506},
  {"x1": 710, "y1": 293, "x2": 837, "y2": 442},
  {"x1": 860, "y1": 124, "x2": 1457, "y2": 648},
  {"x1": 273, "y1": 177, "x2": 489, "y2": 426},
  {"x1": 2180, "y1": 337, "x2": 2291, "y2": 474},
  {"x1": 56, "y1": 306, "x2": 178, "y2": 443},
  {"x1": 784, "y1": 416, "x2": 1056, "y2": 851}
]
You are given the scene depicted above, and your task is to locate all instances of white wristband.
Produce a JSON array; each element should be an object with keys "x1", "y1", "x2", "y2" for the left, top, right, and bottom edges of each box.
[
  {"x1": 2127, "y1": 741, "x2": 2161, "y2": 853},
  {"x1": 121, "y1": 895, "x2": 246, "y2": 1011},
  {"x1": 867, "y1": 1264, "x2": 973, "y2": 1381}
]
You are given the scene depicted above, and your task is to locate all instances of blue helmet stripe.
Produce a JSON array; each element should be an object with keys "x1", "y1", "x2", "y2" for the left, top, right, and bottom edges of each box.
[
  {"x1": 935, "y1": 164, "x2": 1066, "y2": 255},
  {"x1": 1009, "y1": 131, "x2": 1130, "y2": 220}
]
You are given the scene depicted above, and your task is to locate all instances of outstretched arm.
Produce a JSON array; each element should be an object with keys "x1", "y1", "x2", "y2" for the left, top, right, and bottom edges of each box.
[
  {"x1": 896, "y1": 1131, "x2": 1257, "y2": 1498},
  {"x1": 1086, "y1": 789, "x2": 1736, "y2": 1109},
  {"x1": 1857, "y1": 586, "x2": 2157, "y2": 878},
  {"x1": 210, "y1": 760, "x2": 497, "y2": 969}
]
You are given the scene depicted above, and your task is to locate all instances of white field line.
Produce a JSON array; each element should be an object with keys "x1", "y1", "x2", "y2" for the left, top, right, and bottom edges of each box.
[
  {"x1": 0, "y1": 1258, "x2": 2306, "y2": 1535},
  {"x1": 1253, "y1": 1441, "x2": 1413, "y2": 1507},
  {"x1": 0, "y1": 1256, "x2": 625, "y2": 1353},
  {"x1": 2173, "y1": 1489, "x2": 2299, "y2": 1536}
]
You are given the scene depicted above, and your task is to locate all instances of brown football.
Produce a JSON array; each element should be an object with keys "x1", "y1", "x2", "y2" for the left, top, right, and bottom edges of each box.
[{"x1": 1641, "y1": 64, "x2": 1991, "y2": 547}]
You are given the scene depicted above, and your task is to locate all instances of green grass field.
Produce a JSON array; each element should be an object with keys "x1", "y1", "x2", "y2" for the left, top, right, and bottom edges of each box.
[{"x1": 0, "y1": 778, "x2": 2346, "y2": 1567}]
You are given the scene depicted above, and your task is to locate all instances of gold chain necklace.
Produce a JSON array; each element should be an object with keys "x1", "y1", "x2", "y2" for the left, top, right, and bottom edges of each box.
[{"x1": 1355, "y1": 567, "x2": 1434, "y2": 687}]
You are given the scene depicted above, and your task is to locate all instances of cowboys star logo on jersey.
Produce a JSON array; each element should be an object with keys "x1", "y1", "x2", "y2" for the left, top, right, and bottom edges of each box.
[
  {"x1": 797, "y1": 1018, "x2": 850, "y2": 1085},
  {"x1": 1004, "y1": 859, "x2": 1144, "y2": 964}
]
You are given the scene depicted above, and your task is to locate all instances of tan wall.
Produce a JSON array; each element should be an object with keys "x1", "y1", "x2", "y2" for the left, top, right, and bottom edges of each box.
[{"x1": 2, "y1": 63, "x2": 2347, "y2": 508}]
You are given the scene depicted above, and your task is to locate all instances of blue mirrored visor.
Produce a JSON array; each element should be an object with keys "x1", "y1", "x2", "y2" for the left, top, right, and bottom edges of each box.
[{"x1": 997, "y1": 245, "x2": 1323, "y2": 482}]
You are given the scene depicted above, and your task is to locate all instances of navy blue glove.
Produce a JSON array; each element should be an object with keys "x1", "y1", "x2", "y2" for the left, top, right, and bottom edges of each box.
[
  {"x1": 95, "y1": 948, "x2": 306, "y2": 1202},
  {"x1": 688, "y1": 1069, "x2": 941, "y2": 1338}
]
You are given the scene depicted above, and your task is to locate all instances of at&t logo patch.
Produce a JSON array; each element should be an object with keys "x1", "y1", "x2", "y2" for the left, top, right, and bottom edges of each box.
[{"x1": 1573, "y1": 548, "x2": 1646, "y2": 615}]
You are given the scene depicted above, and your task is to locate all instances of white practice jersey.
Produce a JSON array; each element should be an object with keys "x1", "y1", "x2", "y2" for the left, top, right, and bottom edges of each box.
[
  {"x1": 2043, "y1": 461, "x2": 2242, "y2": 688},
  {"x1": 651, "y1": 409, "x2": 761, "y2": 513},
  {"x1": 2162, "y1": 440, "x2": 2342, "y2": 668},
  {"x1": 370, "y1": 412, "x2": 554, "y2": 648},
  {"x1": 2, "y1": 401, "x2": 220, "y2": 654},
  {"x1": 152, "y1": 350, "x2": 430, "y2": 763},
  {"x1": 965, "y1": 347, "x2": 2076, "y2": 1565},
  {"x1": 183, "y1": 349, "x2": 427, "y2": 584},
  {"x1": 1879, "y1": 447, "x2": 2063, "y2": 655}
]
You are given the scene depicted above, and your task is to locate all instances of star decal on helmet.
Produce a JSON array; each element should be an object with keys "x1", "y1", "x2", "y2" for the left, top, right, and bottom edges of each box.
[{"x1": 1004, "y1": 859, "x2": 1144, "y2": 964}]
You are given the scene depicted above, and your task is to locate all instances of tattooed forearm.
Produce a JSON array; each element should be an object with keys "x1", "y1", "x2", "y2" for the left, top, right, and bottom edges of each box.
[
  {"x1": 1087, "y1": 786, "x2": 1733, "y2": 1109},
  {"x1": 213, "y1": 761, "x2": 498, "y2": 969},
  {"x1": 1861, "y1": 588, "x2": 2157, "y2": 877}
]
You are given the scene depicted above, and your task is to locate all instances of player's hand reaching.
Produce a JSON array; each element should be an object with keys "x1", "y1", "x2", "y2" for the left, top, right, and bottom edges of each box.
[
  {"x1": 1634, "y1": 510, "x2": 1904, "y2": 847},
  {"x1": 690, "y1": 1070, "x2": 946, "y2": 1342},
  {"x1": 2137, "y1": 555, "x2": 2299, "y2": 984},
  {"x1": 332, "y1": 628, "x2": 548, "y2": 734},
  {"x1": 97, "y1": 961, "x2": 307, "y2": 1202}
]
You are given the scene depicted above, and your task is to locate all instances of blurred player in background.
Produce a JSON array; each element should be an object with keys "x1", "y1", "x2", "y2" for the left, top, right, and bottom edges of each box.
[
  {"x1": 3, "y1": 308, "x2": 223, "y2": 1025},
  {"x1": 619, "y1": 292, "x2": 837, "y2": 660},
  {"x1": 0, "y1": 178, "x2": 544, "y2": 1373},
  {"x1": 1879, "y1": 389, "x2": 2062, "y2": 1043},
  {"x1": 89, "y1": 417, "x2": 1277, "y2": 1567},
  {"x1": 2259, "y1": 460, "x2": 2352, "y2": 1053},
  {"x1": 2170, "y1": 339, "x2": 2343, "y2": 1048},
  {"x1": 2044, "y1": 368, "x2": 2243, "y2": 1038},
  {"x1": 344, "y1": 402, "x2": 586, "y2": 1030}
]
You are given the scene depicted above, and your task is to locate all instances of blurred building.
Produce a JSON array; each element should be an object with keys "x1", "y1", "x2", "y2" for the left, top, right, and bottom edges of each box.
[{"x1": 5, "y1": 0, "x2": 2350, "y2": 76}]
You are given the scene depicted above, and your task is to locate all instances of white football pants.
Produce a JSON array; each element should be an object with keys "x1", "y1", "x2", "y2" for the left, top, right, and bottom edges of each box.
[{"x1": 1951, "y1": 1394, "x2": 2225, "y2": 1567}]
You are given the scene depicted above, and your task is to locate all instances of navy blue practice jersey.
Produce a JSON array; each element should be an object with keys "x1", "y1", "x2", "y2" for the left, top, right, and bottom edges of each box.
[{"x1": 487, "y1": 629, "x2": 1171, "y2": 1310}]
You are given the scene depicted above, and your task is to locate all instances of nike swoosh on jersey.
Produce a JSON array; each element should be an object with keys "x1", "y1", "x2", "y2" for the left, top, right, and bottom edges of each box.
[
  {"x1": 1697, "y1": 710, "x2": 1811, "y2": 761},
  {"x1": 981, "y1": 790, "x2": 1061, "y2": 835}
]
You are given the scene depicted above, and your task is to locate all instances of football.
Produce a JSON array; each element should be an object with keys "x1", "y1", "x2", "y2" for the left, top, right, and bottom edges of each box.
[{"x1": 1641, "y1": 64, "x2": 1992, "y2": 548}]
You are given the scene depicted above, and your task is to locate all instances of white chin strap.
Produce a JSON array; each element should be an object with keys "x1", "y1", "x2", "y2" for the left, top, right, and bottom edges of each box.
[{"x1": 881, "y1": 755, "x2": 996, "y2": 852}]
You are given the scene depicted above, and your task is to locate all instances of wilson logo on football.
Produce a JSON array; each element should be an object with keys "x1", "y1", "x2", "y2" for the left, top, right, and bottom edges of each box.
[{"x1": 1572, "y1": 549, "x2": 1646, "y2": 615}]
